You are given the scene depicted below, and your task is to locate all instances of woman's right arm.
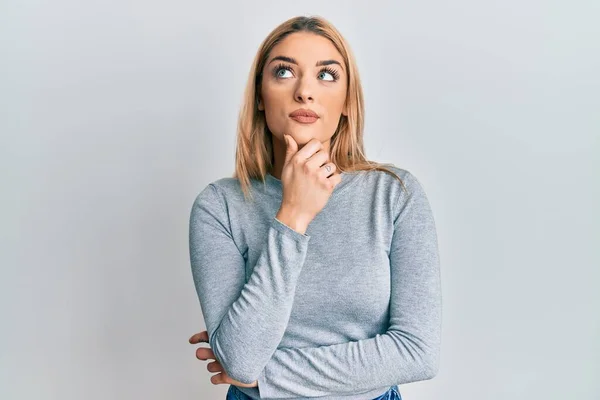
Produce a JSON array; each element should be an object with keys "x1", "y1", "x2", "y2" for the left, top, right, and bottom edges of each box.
[{"x1": 188, "y1": 183, "x2": 310, "y2": 385}]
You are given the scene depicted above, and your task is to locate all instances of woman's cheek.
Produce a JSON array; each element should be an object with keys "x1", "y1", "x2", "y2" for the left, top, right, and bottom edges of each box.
[{"x1": 264, "y1": 109, "x2": 285, "y2": 135}]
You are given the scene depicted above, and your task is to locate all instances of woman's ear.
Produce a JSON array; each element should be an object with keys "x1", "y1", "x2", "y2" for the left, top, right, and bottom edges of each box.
[
  {"x1": 257, "y1": 95, "x2": 264, "y2": 111},
  {"x1": 342, "y1": 102, "x2": 348, "y2": 117}
]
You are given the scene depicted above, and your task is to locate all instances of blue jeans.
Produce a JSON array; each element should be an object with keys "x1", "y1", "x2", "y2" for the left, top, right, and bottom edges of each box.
[{"x1": 226, "y1": 384, "x2": 402, "y2": 400}]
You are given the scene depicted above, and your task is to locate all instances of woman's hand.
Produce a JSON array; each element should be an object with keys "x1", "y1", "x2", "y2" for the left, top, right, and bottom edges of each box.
[
  {"x1": 189, "y1": 330, "x2": 258, "y2": 388},
  {"x1": 276, "y1": 135, "x2": 342, "y2": 233}
]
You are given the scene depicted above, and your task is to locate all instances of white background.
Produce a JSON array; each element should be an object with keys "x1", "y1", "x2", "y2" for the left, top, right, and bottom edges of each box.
[{"x1": 1, "y1": 1, "x2": 598, "y2": 399}]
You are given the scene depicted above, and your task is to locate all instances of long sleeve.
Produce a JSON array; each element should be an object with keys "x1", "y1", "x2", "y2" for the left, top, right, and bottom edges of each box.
[
  {"x1": 256, "y1": 172, "x2": 442, "y2": 399},
  {"x1": 189, "y1": 183, "x2": 311, "y2": 385}
]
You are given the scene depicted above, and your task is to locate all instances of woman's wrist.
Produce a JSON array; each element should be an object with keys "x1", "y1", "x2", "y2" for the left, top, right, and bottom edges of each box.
[{"x1": 275, "y1": 207, "x2": 310, "y2": 235}]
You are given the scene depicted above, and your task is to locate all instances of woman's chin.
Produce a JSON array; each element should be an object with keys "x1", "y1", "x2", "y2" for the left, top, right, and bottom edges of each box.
[{"x1": 285, "y1": 128, "x2": 320, "y2": 143}]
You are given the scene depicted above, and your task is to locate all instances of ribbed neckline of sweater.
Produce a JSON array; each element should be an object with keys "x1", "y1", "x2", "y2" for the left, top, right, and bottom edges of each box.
[{"x1": 256, "y1": 170, "x2": 365, "y2": 200}]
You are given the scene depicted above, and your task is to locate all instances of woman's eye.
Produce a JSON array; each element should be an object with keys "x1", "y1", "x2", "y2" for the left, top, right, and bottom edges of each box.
[
  {"x1": 318, "y1": 71, "x2": 335, "y2": 81},
  {"x1": 276, "y1": 68, "x2": 292, "y2": 78}
]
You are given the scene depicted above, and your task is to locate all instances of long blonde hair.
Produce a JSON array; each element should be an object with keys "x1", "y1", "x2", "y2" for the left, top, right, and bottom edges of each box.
[{"x1": 233, "y1": 15, "x2": 406, "y2": 201}]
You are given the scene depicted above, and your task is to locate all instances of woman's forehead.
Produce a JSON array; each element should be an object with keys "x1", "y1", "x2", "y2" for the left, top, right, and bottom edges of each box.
[{"x1": 268, "y1": 32, "x2": 343, "y2": 65}]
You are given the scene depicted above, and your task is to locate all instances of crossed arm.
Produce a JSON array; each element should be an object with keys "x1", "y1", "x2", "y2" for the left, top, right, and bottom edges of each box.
[{"x1": 189, "y1": 173, "x2": 441, "y2": 398}]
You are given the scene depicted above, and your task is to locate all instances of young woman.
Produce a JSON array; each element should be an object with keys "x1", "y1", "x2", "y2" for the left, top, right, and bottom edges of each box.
[{"x1": 188, "y1": 15, "x2": 442, "y2": 400}]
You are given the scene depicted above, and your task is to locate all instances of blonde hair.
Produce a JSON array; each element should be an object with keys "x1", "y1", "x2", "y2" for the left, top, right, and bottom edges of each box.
[{"x1": 233, "y1": 15, "x2": 406, "y2": 201}]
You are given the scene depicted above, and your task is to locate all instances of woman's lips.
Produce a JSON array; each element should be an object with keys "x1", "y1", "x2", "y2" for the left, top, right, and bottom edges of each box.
[{"x1": 290, "y1": 115, "x2": 319, "y2": 124}]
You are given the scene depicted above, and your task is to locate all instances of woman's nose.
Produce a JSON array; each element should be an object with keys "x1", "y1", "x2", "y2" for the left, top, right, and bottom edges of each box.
[
  {"x1": 296, "y1": 93, "x2": 313, "y2": 102},
  {"x1": 294, "y1": 78, "x2": 314, "y2": 102}
]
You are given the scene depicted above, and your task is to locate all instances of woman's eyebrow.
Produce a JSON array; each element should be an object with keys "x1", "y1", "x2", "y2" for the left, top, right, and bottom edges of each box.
[{"x1": 267, "y1": 55, "x2": 344, "y2": 71}]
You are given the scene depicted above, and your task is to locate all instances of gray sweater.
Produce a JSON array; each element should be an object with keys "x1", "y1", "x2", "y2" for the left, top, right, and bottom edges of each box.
[{"x1": 189, "y1": 166, "x2": 442, "y2": 400}]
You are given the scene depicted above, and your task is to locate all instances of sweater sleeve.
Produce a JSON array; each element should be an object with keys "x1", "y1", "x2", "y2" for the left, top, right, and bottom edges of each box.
[
  {"x1": 255, "y1": 172, "x2": 442, "y2": 399},
  {"x1": 189, "y1": 183, "x2": 311, "y2": 385}
]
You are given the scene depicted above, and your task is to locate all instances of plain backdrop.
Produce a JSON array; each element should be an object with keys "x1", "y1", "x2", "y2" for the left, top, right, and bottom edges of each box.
[{"x1": 1, "y1": 1, "x2": 598, "y2": 399}]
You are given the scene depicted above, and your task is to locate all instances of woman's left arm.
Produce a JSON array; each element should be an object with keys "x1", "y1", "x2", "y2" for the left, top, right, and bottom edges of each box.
[{"x1": 256, "y1": 172, "x2": 442, "y2": 399}]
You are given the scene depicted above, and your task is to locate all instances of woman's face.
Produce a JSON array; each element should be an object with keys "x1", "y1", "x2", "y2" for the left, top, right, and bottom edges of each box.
[{"x1": 258, "y1": 32, "x2": 348, "y2": 147}]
